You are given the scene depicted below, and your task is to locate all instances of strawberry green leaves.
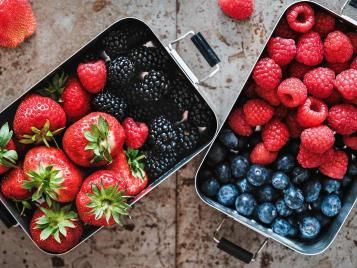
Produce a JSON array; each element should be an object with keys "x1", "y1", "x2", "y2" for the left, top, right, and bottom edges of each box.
[
  {"x1": 0, "y1": 122, "x2": 18, "y2": 168},
  {"x1": 37, "y1": 72, "x2": 68, "y2": 102},
  {"x1": 125, "y1": 149, "x2": 146, "y2": 180}
]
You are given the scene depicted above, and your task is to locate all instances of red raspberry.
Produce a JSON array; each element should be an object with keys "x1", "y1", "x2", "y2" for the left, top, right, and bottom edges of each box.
[
  {"x1": 243, "y1": 99, "x2": 274, "y2": 126},
  {"x1": 267, "y1": 37, "x2": 296, "y2": 66},
  {"x1": 296, "y1": 32, "x2": 324, "y2": 66},
  {"x1": 334, "y1": 69, "x2": 357, "y2": 100},
  {"x1": 274, "y1": 18, "x2": 298, "y2": 40},
  {"x1": 303, "y1": 67, "x2": 335, "y2": 99},
  {"x1": 288, "y1": 61, "x2": 312, "y2": 79},
  {"x1": 297, "y1": 97, "x2": 328, "y2": 128},
  {"x1": 328, "y1": 104, "x2": 357, "y2": 135},
  {"x1": 312, "y1": 11, "x2": 335, "y2": 37},
  {"x1": 324, "y1": 90, "x2": 342, "y2": 106},
  {"x1": 319, "y1": 150, "x2": 348, "y2": 179},
  {"x1": 255, "y1": 86, "x2": 280, "y2": 106},
  {"x1": 262, "y1": 119, "x2": 289, "y2": 152},
  {"x1": 346, "y1": 32, "x2": 357, "y2": 53},
  {"x1": 286, "y1": 3, "x2": 315, "y2": 33},
  {"x1": 77, "y1": 60, "x2": 107, "y2": 93},
  {"x1": 250, "y1": 142, "x2": 278, "y2": 165},
  {"x1": 351, "y1": 57, "x2": 357, "y2": 70},
  {"x1": 253, "y1": 58, "x2": 282, "y2": 90},
  {"x1": 300, "y1": 125, "x2": 334, "y2": 154},
  {"x1": 297, "y1": 146, "x2": 333, "y2": 168},
  {"x1": 285, "y1": 112, "x2": 303, "y2": 138},
  {"x1": 327, "y1": 62, "x2": 350, "y2": 74},
  {"x1": 123, "y1": 117, "x2": 149, "y2": 149},
  {"x1": 343, "y1": 134, "x2": 357, "y2": 150},
  {"x1": 324, "y1": 31, "x2": 353, "y2": 63},
  {"x1": 274, "y1": 105, "x2": 288, "y2": 119},
  {"x1": 277, "y1": 78, "x2": 307, "y2": 108},
  {"x1": 228, "y1": 107, "x2": 253, "y2": 136},
  {"x1": 218, "y1": 0, "x2": 254, "y2": 21}
]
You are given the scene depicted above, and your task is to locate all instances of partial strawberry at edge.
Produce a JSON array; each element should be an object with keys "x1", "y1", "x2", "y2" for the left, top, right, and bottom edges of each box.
[
  {"x1": 1, "y1": 167, "x2": 32, "y2": 200},
  {"x1": 0, "y1": 122, "x2": 18, "y2": 175}
]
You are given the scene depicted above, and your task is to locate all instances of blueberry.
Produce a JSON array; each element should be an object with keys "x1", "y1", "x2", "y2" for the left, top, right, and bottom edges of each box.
[
  {"x1": 321, "y1": 194, "x2": 341, "y2": 217},
  {"x1": 272, "y1": 218, "x2": 293, "y2": 237},
  {"x1": 214, "y1": 162, "x2": 231, "y2": 184},
  {"x1": 248, "y1": 132, "x2": 261, "y2": 147},
  {"x1": 275, "y1": 199, "x2": 293, "y2": 217},
  {"x1": 199, "y1": 169, "x2": 213, "y2": 181},
  {"x1": 284, "y1": 186, "x2": 304, "y2": 210},
  {"x1": 341, "y1": 175, "x2": 352, "y2": 188},
  {"x1": 313, "y1": 212, "x2": 331, "y2": 227},
  {"x1": 235, "y1": 193, "x2": 257, "y2": 216},
  {"x1": 303, "y1": 179, "x2": 321, "y2": 203},
  {"x1": 311, "y1": 195, "x2": 323, "y2": 210},
  {"x1": 236, "y1": 178, "x2": 254, "y2": 193},
  {"x1": 271, "y1": 172, "x2": 290, "y2": 190},
  {"x1": 291, "y1": 167, "x2": 310, "y2": 185},
  {"x1": 322, "y1": 179, "x2": 341, "y2": 194},
  {"x1": 247, "y1": 165, "x2": 270, "y2": 186},
  {"x1": 257, "y1": 202, "x2": 277, "y2": 224},
  {"x1": 201, "y1": 177, "x2": 220, "y2": 197},
  {"x1": 347, "y1": 161, "x2": 357, "y2": 176},
  {"x1": 276, "y1": 154, "x2": 295, "y2": 173},
  {"x1": 216, "y1": 184, "x2": 239, "y2": 207},
  {"x1": 298, "y1": 216, "x2": 321, "y2": 239},
  {"x1": 294, "y1": 203, "x2": 308, "y2": 214},
  {"x1": 257, "y1": 185, "x2": 279, "y2": 203},
  {"x1": 219, "y1": 129, "x2": 239, "y2": 149},
  {"x1": 207, "y1": 142, "x2": 227, "y2": 165},
  {"x1": 230, "y1": 155, "x2": 250, "y2": 179}
]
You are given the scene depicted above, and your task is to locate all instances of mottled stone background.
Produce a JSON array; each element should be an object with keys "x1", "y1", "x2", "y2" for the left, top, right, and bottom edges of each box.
[{"x1": 0, "y1": 0, "x2": 356, "y2": 267}]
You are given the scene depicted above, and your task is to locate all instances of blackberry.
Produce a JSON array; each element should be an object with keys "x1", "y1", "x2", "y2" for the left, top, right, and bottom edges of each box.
[
  {"x1": 149, "y1": 115, "x2": 177, "y2": 153},
  {"x1": 92, "y1": 92, "x2": 128, "y2": 121},
  {"x1": 176, "y1": 122, "x2": 200, "y2": 156},
  {"x1": 169, "y1": 78, "x2": 197, "y2": 112},
  {"x1": 129, "y1": 46, "x2": 170, "y2": 71},
  {"x1": 145, "y1": 150, "x2": 177, "y2": 179},
  {"x1": 107, "y1": 56, "x2": 136, "y2": 87},
  {"x1": 189, "y1": 101, "x2": 215, "y2": 127}
]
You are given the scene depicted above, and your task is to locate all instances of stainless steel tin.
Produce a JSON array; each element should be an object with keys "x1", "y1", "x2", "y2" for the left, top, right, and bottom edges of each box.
[
  {"x1": 0, "y1": 17, "x2": 220, "y2": 255},
  {"x1": 195, "y1": 0, "x2": 357, "y2": 259}
]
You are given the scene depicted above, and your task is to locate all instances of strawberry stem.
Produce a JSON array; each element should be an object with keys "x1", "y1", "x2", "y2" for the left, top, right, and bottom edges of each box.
[
  {"x1": 37, "y1": 72, "x2": 68, "y2": 102},
  {"x1": 125, "y1": 149, "x2": 146, "y2": 180},
  {"x1": 0, "y1": 122, "x2": 18, "y2": 168}
]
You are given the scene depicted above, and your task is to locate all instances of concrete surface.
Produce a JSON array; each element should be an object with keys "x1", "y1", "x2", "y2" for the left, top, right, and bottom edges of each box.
[{"x1": 0, "y1": 0, "x2": 356, "y2": 267}]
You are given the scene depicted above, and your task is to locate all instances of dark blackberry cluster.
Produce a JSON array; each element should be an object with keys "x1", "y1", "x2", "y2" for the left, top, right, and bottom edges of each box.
[
  {"x1": 176, "y1": 122, "x2": 200, "y2": 156},
  {"x1": 107, "y1": 56, "x2": 136, "y2": 87},
  {"x1": 91, "y1": 92, "x2": 128, "y2": 122},
  {"x1": 149, "y1": 115, "x2": 177, "y2": 153},
  {"x1": 145, "y1": 150, "x2": 177, "y2": 179},
  {"x1": 169, "y1": 78, "x2": 198, "y2": 112},
  {"x1": 129, "y1": 46, "x2": 170, "y2": 71},
  {"x1": 189, "y1": 101, "x2": 215, "y2": 128}
]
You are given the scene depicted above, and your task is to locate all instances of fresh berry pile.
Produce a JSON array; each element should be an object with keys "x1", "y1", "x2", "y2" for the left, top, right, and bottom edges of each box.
[
  {"x1": 199, "y1": 3, "x2": 356, "y2": 243},
  {"x1": 0, "y1": 21, "x2": 214, "y2": 253}
]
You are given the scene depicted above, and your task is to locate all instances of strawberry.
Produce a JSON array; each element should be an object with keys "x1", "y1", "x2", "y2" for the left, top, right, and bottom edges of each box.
[
  {"x1": 22, "y1": 146, "x2": 83, "y2": 205},
  {"x1": 62, "y1": 112, "x2": 125, "y2": 167},
  {"x1": 76, "y1": 170, "x2": 129, "y2": 226},
  {"x1": 13, "y1": 94, "x2": 66, "y2": 146},
  {"x1": 123, "y1": 117, "x2": 148, "y2": 149},
  {"x1": 30, "y1": 203, "x2": 83, "y2": 253},
  {"x1": 1, "y1": 167, "x2": 32, "y2": 200},
  {"x1": 77, "y1": 60, "x2": 107, "y2": 93},
  {"x1": 0, "y1": 0, "x2": 36, "y2": 48},
  {"x1": 0, "y1": 122, "x2": 18, "y2": 175},
  {"x1": 107, "y1": 149, "x2": 148, "y2": 196}
]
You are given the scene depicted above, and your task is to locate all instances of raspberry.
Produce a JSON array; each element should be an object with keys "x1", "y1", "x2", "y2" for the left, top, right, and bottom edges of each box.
[
  {"x1": 297, "y1": 146, "x2": 333, "y2": 168},
  {"x1": 228, "y1": 107, "x2": 253, "y2": 136},
  {"x1": 300, "y1": 125, "x2": 334, "y2": 154},
  {"x1": 324, "y1": 90, "x2": 342, "y2": 106},
  {"x1": 262, "y1": 119, "x2": 289, "y2": 152},
  {"x1": 288, "y1": 61, "x2": 312, "y2": 79},
  {"x1": 218, "y1": 0, "x2": 254, "y2": 21},
  {"x1": 303, "y1": 67, "x2": 335, "y2": 99},
  {"x1": 255, "y1": 86, "x2": 280, "y2": 106},
  {"x1": 285, "y1": 112, "x2": 303, "y2": 138},
  {"x1": 351, "y1": 57, "x2": 357, "y2": 70},
  {"x1": 319, "y1": 150, "x2": 348, "y2": 179},
  {"x1": 327, "y1": 62, "x2": 350, "y2": 74},
  {"x1": 343, "y1": 134, "x2": 357, "y2": 150},
  {"x1": 296, "y1": 32, "x2": 324, "y2": 66},
  {"x1": 267, "y1": 37, "x2": 296, "y2": 66},
  {"x1": 297, "y1": 97, "x2": 328, "y2": 128},
  {"x1": 243, "y1": 99, "x2": 274, "y2": 126},
  {"x1": 324, "y1": 31, "x2": 353, "y2": 63},
  {"x1": 312, "y1": 11, "x2": 335, "y2": 37},
  {"x1": 250, "y1": 142, "x2": 278, "y2": 165},
  {"x1": 334, "y1": 69, "x2": 357, "y2": 100},
  {"x1": 274, "y1": 105, "x2": 288, "y2": 119},
  {"x1": 328, "y1": 104, "x2": 357, "y2": 135},
  {"x1": 274, "y1": 18, "x2": 298, "y2": 40},
  {"x1": 277, "y1": 78, "x2": 307, "y2": 108},
  {"x1": 77, "y1": 60, "x2": 107, "y2": 93},
  {"x1": 253, "y1": 58, "x2": 282, "y2": 90},
  {"x1": 286, "y1": 3, "x2": 315, "y2": 33},
  {"x1": 123, "y1": 117, "x2": 149, "y2": 149},
  {"x1": 346, "y1": 32, "x2": 357, "y2": 53}
]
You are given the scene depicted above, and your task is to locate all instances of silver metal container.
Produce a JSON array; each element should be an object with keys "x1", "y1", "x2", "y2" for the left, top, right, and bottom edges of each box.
[
  {"x1": 195, "y1": 0, "x2": 357, "y2": 263},
  {"x1": 0, "y1": 17, "x2": 221, "y2": 255}
]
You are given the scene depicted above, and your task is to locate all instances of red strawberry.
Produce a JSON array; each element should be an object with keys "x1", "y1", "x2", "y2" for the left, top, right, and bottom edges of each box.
[
  {"x1": 0, "y1": 122, "x2": 18, "y2": 175},
  {"x1": 76, "y1": 170, "x2": 129, "y2": 226},
  {"x1": 62, "y1": 112, "x2": 125, "y2": 167},
  {"x1": 228, "y1": 107, "x2": 253, "y2": 136},
  {"x1": 250, "y1": 142, "x2": 277, "y2": 165},
  {"x1": 77, "y1": 60, "x2": 107, "y2": 93},
  {"x1": 218, "y1": 0, "x2": 254, "y2": 21},
  {"x1": 262, "y1": 119, "x2": 289, "y2": 152},
  {"x1": 30, "y1": 203, "x2": 83, "y2": 253},
  {"x1": 13, "y1": 94, "x2": 66, "y2": 146},
  {"x1": 107, "y1": 149, "x2": 148, "y2": 196},
  {"x1": 319, "y1": 150, "x2": 348, "y2": 179},
  {"x1": 123, "y1": 117, "x2": 148, "y2": 149},
  {"x1": 0, "y1": 0, "x2": 36, "y2": 48},
  {"x1": 1, "y1": 167, "x2": 32, "y2": 200},
  {"x1": 23, "y1": 146, "x2": 83, "y2": 204}
]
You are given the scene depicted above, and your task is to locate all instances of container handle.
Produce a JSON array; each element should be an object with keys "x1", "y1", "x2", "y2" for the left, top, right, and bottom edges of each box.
[
  {"x1": 0, "y1": 202, "x2": 17, "y2": 228},
  {"x1": 213, "y1": 218, "x2": 268, "y2": 264}
]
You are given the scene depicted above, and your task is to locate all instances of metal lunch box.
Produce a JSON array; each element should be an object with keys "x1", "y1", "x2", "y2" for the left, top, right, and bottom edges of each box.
[
  {"x1": 195, "y1": 0, "x2": 357, "y2": 263},
  {"x1": 0, "y1": 17, "x2": 221, "y2": 255}
]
